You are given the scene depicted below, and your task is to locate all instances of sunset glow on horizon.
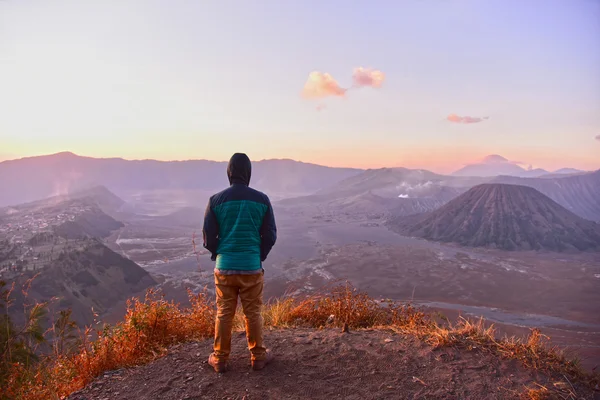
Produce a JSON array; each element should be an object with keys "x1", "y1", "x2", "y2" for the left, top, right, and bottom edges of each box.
[{"x1": 1, "y1": 0, "x2": 599, "y2": 173}]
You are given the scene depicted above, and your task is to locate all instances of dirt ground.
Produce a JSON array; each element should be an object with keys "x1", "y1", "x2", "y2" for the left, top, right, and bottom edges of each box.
[{"x1": 67, "y1": 328, "x2": 599, "y2": 400}]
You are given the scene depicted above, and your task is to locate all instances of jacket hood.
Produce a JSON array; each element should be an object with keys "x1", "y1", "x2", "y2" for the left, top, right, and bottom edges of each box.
[{"x1": 227, "y1": 153, "x2": 252, "y2": 186}]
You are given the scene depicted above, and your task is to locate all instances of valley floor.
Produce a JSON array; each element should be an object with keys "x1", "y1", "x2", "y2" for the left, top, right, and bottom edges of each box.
[{"x1": 102, "y1": 214, "x2": 600, "y2": 372}]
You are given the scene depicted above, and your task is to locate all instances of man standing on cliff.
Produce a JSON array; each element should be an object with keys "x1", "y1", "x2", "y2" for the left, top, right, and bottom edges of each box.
[{"x1": 202, "y1": 153, "x2": 277, "y2": 373}]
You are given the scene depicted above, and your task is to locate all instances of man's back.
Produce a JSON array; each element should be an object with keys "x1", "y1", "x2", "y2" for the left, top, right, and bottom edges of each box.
[{"x1": 203, "y1": 153, "x2": 277, "y2": 272}]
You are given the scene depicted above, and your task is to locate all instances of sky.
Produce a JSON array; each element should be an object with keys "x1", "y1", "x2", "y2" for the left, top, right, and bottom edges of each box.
[{"x1": 1, "y1": 0, "x2": 599, "y2": 173}]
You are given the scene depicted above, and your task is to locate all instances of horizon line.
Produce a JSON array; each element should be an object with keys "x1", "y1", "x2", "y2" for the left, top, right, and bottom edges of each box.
[{"x1": 0, "y1": 151, "x2": 595, "y2": 175}]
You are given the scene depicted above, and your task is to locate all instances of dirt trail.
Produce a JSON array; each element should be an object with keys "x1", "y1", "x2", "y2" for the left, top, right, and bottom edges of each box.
[{"x1": 68, "y1": 328, "x2": 598, "y2": 400}]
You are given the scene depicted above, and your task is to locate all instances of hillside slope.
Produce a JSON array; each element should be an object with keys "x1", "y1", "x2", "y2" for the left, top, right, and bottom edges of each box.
[
  {"x1": 8, "y1": 239, "x2": 156, "y2": 326},
  {"x1": 493, "y1": 170, "x2": 600, "y2": 222},
  {"x1": 279, "y1": 168, "x2": 467, "y2": 219},
  {"x1": 316, "y1": 168, "x2": 447, "y2": 196},
  {"x1": 12, "y1": 185, "x2": 127, "y2": 215},
  {"x1": 388, "y1": 183, "x2": 600, "y2": 251},
  {"x1": 53, "y1": 207, "x2": 124, "y2": 239},
  {"x1": 66, "y1": 328, "x2": 598, "y2": 400}
]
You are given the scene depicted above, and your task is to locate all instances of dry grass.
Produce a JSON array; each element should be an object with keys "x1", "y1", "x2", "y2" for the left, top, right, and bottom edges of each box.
[
  {"x1": 285, "y1": 283, "x2": 390, "y2": 328},
  {"x1": 2, "y1": 283, "x2": 598, "y2": 400},
  {"x1": 521, "y1": 379, "x2": 583, "y2": 400},
  {"x1": 3, "y1": 288, "x2": 215, "y2": 400}
]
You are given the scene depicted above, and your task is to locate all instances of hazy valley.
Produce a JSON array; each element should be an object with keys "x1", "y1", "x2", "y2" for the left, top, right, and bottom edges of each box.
[{"x1": 2, "y1": 152, "x2": 599, "y2": 372}]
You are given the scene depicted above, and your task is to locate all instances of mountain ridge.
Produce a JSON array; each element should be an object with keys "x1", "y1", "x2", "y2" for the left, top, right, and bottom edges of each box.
[
  {"x1": 0, "y1": 152, "x2": 362, "y2": 207},
  {"x1": 452, "y1": 155, "x2": 548, "y2": 178},
  {"x1": 451, "y1": 154, "x2": 589, "y2": 178},
  {"x1": 278, "y1": 168, "x2": 467, "y2": 220},
  {"x1": 0, "y1": 151, "x2": 358, "y2": 169}
]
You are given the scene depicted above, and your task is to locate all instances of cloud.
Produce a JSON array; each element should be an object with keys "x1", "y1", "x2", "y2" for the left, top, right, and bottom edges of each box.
[
  {"x1": 301, "y1": 72, "x2": 346, "y2": 99},
  {"x1": 596, "y1": 135, "x2": 600, "y2": 141},
  {"x1": 352, "y1": 67, "x2": 385, "y2": 88},
  {"x1": 447, "y1": 114, "x2": 489, "y2": 124},
  {"x1": 302, "y1": 67, "x2": 385, "y2": 101}
]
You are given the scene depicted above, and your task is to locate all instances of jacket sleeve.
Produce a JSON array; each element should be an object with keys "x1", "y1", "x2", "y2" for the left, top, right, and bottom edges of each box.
[
  {"x1": 202, "y1": 198, "x2": 219, "y2": 261},
  {"x1": 259, "y1": 197, "x2": 277, "y2": 262}
]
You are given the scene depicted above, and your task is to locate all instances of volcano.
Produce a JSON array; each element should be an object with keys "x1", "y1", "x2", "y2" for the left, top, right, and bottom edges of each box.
[{"x1": 388, "y1": 184, "x2": 600, "y2": 251}]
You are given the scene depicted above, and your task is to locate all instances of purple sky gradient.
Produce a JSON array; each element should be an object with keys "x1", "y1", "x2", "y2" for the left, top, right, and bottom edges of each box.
[{"x1": 0, "y1": 0, "x2": 599, "y2": 172}]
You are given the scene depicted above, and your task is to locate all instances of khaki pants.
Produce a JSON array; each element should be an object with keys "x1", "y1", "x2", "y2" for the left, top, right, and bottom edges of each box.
[{"x1": 213, "y1": 271, "x2": 266, "y2": 363}]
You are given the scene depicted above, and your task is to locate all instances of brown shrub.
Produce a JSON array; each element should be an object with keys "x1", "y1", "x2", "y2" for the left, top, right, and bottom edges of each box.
[{"x1": 286, "y1": 283, "x2": 389, "y2": 328}]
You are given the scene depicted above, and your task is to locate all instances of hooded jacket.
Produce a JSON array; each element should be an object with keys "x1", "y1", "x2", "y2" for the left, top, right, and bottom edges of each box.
[{"x1": 202, "y1": 153, "x2": 277, "y2": 272}]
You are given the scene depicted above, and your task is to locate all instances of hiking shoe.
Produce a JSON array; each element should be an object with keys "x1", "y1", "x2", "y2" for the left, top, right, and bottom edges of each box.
[
  {"x1": 208, "y1": 353, "x2": 229, "y2": 373},
  {"x1": 251, "y1": 350, "x2": 273, "y2": 371}
]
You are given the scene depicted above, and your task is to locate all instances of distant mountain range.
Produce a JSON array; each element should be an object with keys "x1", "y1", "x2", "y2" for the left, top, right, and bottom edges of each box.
[
  {"x1": 1, "y1": 153, "x2": 597, "y2": 225},
  {"x1": 0, "y1": 152, "x2": 361, "y2": 207},
  {"x1": 553, "y1": 168, "x2": 585, "y2": 175},
  {"x1": 388, "y1": 184, "x2": 600, "y2": 252},
  {"x1": 280, "y1": 165, "x2": 600, "y2": 223},
  {"x1": 452, "y1": 155, "x2": 585, "y2": 178}
]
